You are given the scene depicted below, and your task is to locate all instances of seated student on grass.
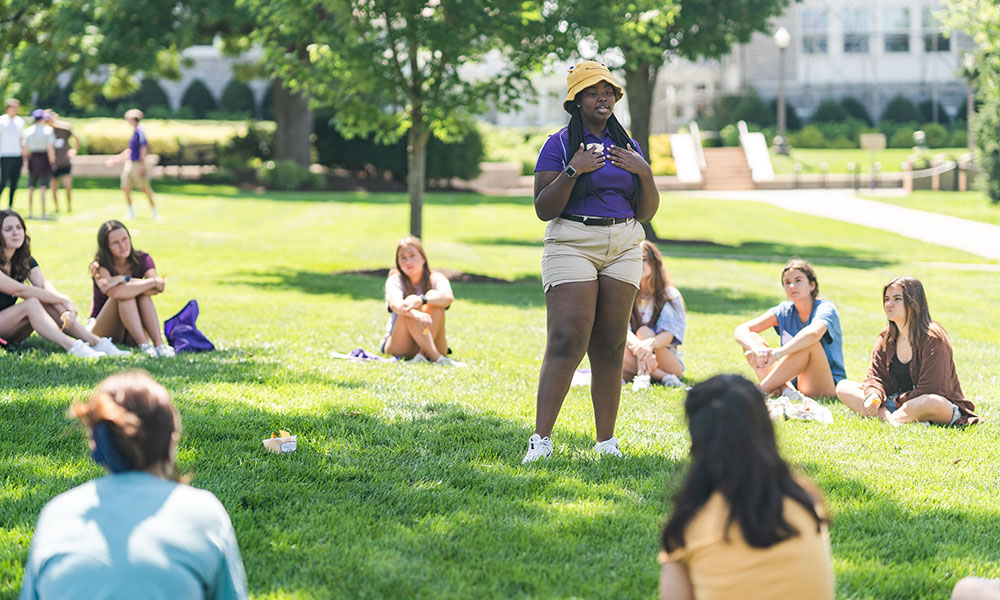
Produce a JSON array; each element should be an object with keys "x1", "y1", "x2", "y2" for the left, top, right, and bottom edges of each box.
[
  {"x1": 659, "y1": 374, "x2": 835, "y2": 600},
  {"x1": 622, "y1": 240, "x2": 685, "y2": 389},
  {"x1": 734, "y1": 258, "x2": 844, "y2": 401},
  {"x1": 835, "y1": 276, "x2": 979, "y2": 426},
  {"x1": 88, "y1": 219, "x2": 174, "y2": 357},
  {"x1": 0, "y1": 209, "x2": 126, "y2": 358},
  {"x1": 381, "y1": 236, "x2": 464, "y2": 366},
  {"x1": 19, "y1": 370, "x2": 249, "y2": 600}
]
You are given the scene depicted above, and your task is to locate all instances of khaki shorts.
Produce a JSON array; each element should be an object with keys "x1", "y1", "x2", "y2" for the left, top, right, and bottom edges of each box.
[
  {"x1": 121, "y1": 160, "x2": 149, "y2": 189},
  {"x1": 541, "y1": 217, "x2": 645, "y2": 292}
]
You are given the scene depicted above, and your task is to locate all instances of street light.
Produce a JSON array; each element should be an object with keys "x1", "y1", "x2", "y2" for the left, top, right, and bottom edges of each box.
[
  {"x1": 962, "y1": 52, "x2": 976, "y2": 155},
  {"x1": 773, "y1": 26, "x2": 791, "y2": 155}
]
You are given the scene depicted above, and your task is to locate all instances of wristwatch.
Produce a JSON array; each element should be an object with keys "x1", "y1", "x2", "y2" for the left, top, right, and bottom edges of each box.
[
  {"x1": 420, "y1": 294, "x2": 428, "y2": 305},
  {"x1": 564, "y1": 164, "x2": 578, "y2": 179}
]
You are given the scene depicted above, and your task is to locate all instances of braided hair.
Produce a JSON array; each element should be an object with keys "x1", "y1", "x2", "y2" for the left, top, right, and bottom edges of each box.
[{"x1": 566, "y1": 103, "x2": 640, "y2": 213}]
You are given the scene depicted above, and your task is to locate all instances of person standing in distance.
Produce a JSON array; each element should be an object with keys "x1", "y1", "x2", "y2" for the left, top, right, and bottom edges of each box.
[
  {"x1": 522, "y1": 61, "x2": 658, "y2": 463},
  {"x1": 22, "y1": 109, "x2": 56, "y2": 219},
  {"x1": 46, "y1": 110, "x2": 79, "y2": 213},
  {"x1": 0, "y1": 98, "x2": 26, "y2": 208},
  {"x1": 107, "y1": 108, "x2": 158, "y2": 220}
]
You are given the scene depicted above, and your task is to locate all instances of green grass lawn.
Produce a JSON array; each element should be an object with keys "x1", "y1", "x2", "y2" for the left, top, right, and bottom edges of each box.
[
  {"x1": 1, "y1": 185, "x2": 998, "y2": 599},
  {"x1": 772, "y1": 148, "x2": 968, "y2": 175},
  {"x1": 860, "y1": 190, "x2": 1000, "y2": 226}
]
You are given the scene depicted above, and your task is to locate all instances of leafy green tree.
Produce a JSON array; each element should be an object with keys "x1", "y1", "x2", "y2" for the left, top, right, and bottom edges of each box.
[
  {"x1": 573, "y1": 0, "x2": 793, "y2": 160},
  {"x1": 241, "y1": 0, "x2": 561, "y2": 237},
  {"x1": 219, "y1": 79, "x2": 256, "y2": 118},
  {"x1": 181, "y1": 79, "x2": 218, "y2": 118},
  {"x1": 942, "y1": 0, "x2": 1000, "y2": 202}
]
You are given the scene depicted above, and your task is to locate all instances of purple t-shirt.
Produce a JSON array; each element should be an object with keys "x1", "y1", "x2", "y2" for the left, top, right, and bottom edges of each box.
[
  {"x1": 90, "y1": 253, "x2": 156, "y2": 318},
  {"x1": 534, "y1": 127, "x2": 644, "y2": 218},
  {"x1": 129, "y1": 126, "x2": 148, "y2": 161}
]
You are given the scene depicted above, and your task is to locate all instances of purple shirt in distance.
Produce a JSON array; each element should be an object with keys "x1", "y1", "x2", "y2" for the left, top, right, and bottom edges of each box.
[
  {"x1": 90, "y1": 253, "x2": 156, "y2": 318},
  {"x1": 534, "y1": 127, "x2": 644, "y2": 219},
  {"x1": 129, "y1": 126, "x2": 148, "y2": 161}
]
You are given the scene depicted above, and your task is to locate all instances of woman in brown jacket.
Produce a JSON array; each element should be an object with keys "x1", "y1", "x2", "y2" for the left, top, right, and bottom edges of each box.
[{"x1": 836, "y1": 276, "x2": 979, "y2": 426}]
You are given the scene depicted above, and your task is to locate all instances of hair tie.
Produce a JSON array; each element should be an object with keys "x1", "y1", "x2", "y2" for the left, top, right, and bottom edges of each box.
[{"x1": 91, "y1": 420, "x2": 134, "y2": 473}]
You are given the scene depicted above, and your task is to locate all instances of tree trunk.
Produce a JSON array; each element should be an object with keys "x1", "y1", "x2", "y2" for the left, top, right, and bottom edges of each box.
[
  {"x1": 273, "y1": 80, "x2": 313, "y2": 168},
  {"x1": 407, "y1": 118, "x2": 431, "y2": 238},
  {"x1": 624, "y1": 61, "x2": 662, "y2": 242}
]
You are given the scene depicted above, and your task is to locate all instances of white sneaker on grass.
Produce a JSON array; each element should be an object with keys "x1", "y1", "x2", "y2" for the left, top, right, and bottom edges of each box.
[
  {"x1": 632, "y1": 374, "x2": 651, "y2": 391},
  {"x1": 434, "y1": 356, "x2": 467, "y2": 367},
  {"x1": 151, "y1": 208, "x2": 160, "y2": 221},
  {"x1": 138, "y1": 342, "x2": 159, "y2": 358},
  {"x1": 68, "y1": 339, "x2": 105, "y2": 359},
  {"x1": 125, "y1": 207, "x2": 136, "y2": 220},
  {"x1": 155, "y1": 343, "x2": 175, "y2": 357},
  {"x1": 521, "y1": 434, "x2": 552, "y2": 464},
  {"x1": 594, "y1": 437, "x2": 623, "y2": 457},
  {"x1": 779, "y1": 386, "x2": 811, "y2": 403},
  {"x1": 407, "y1": 353, "x2": 430, "y2": 364},
  {"x1": 92, "y1": 337, "x2": 131, "y2": 357}
]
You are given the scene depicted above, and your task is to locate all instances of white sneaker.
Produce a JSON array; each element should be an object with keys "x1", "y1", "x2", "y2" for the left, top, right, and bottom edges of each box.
[
  {"x1": 68, "y1": 339, "x2": 105, "y2": 359},
  {"x1": 138, "y1": 341, "x2": 159, "y2": 358},
  {"x1": 521, "y1": 434, "x2": 552, "y2": 464},
  {"x1": 779, "y1": 387, "x2": 811, "y2": 403},
  {"x1": 155, "y1": 343, "x2": 175, "y2": 357},
  {"x1": 151, "y1": 208, "x2": 160, "y2": 221},
  {"x1": 632, "y1": 374, "x2": 651, "y2": 391},
  {"x1": 407, "y1": 353, "x2": 430, "y2": 364},
  {"x1": 434, "y1": 355, "x2": 467, "y2": 367},
  {"x1": 92, "y1": 337, "x2": 131, "y2": 357},
  {"x1": 594, "y1": 437, "x2": 623, "y2": 457},
  {"x1": 125, "y1": 207, "x2": 136, "y2": 220}
]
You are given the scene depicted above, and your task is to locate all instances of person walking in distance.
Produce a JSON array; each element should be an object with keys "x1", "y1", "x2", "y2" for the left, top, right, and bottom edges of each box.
[
  {"x1": 46, "y1": 110, "x2": 78, "y2": 213},
  {"x1": 107, "y1": 109, "x2": 158, "y2": 220},
  {"x1": 22, "y1": 110, "x2": 56, "y2": 219}
]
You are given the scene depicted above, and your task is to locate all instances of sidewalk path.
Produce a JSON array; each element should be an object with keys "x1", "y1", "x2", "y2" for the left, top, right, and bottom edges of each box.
[{"x1": 673, "y1": 188, "x2": 1000, "y2": 262}]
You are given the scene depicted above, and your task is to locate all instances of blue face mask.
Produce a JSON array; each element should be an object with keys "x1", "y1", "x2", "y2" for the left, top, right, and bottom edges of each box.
[{"x1": 90, "y1": 420, "x2": 133, "y2": 473}]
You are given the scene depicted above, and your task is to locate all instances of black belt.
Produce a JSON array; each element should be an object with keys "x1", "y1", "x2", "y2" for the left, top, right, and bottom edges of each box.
[{"x1": 559, "y1": 213, "x2": 631, "y2": 226}]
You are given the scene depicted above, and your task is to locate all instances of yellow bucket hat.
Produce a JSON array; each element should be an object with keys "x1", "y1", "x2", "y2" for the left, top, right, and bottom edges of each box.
[{"x1": 563, "y1": 61, "x2": 624, "y2": 113}]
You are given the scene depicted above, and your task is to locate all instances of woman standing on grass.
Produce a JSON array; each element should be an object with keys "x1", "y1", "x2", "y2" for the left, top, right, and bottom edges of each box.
[
  {"x1": 733, "y1": 258, "x2": 844, "y2": 402},
  {"x1": 835, "y1": 276, "x2": 979, "y2": 426},
  {"x1": 88, "y1": 220, "x2": 174, "y2": 357},
  {"x1": 0, "y1": 209, "x2": 125, "y2": 358},
  {"x1": 523, "y1": 61, "x2": 658, "y2": 463},
  {"x1": 19, "y1": 370, "x2": 249, "y2": 600},
  {"x1": 381, "y1": 236, "x2": 463, "y2": 366},
  {"x1": 623, "y1": 240, "x2": 686, "y2": 390},
  {"x1": 659, "y1": 375, "x2": 834, "y2": 600}
]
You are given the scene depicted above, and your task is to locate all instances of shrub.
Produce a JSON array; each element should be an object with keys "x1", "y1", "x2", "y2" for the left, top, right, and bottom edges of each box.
[
  {"x1": 218, "y1": 79, "x2": 255, "y2": 118},
  {"x1": 888, "y1": 126, "x2": 917, "y2": 148},
  {"x1": 702, "y1": 89, "x2": 773, "y2": 129},
  {"x1": 921, "y1": 122, "x2": 949, "y2": 147},
  {"x1": 788, "y1": 125, "x2": 825, "y2": 148},
  {"x1": 133, "y1": 79, "x2": 170, "y2": 113},
  {"x1": 973, "y1": 83, "x2": 1000, "y2": 202},
  {"x1": 648, "y1": 134, "x2": 676, "y2": 176},
  {"x1": 919, "y1": 99, "x2": 950, "y2": 125},
  {"x1": 810, "y1": 99, "x2": 849, "y2": 123},
  {"x1": 948, "y1": 127, "x2": 968, "y2": 149},
  {"x1": 180, "y1": 79, "x2": 217, "y2": 119},
  {"x1": 840, "y1": 97, "x2": 872, "y2": 126},
  {"x1": 720, "y1": 124, "x2": 741, "y2": 147},
  {"x1": 813, "y1": 118, "x2": 870, "y2": 145},
  {"x1": 257, "y1": 160, "x2": 324, "y2": 190},
  {"x1": 768, "y1": 99, "x2": 803, "y2": 130},
  {"x1": 313, "y1": 111, "x2": 484, "y2": 181},
  {"x1": 882, "y1": 96, "x2": 921, "y2": 123}
]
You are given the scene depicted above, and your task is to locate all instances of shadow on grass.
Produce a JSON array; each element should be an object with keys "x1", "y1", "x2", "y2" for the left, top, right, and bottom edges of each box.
[
  {"x1": 659, "y1": 240, "x2": 892, "y2": 269},
  {"x1": 682, "y1": 286, "x2": 776, "y2": 316},
  {"x1": 802, "y1": 462, "x2": 1000, "y2": 599},
  {"x1": 226, "y1": 270, "x2": 546, "y2": 307}
]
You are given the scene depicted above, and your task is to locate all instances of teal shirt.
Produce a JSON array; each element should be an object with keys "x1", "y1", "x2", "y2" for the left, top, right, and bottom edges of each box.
[{"x1": 20, "y1": 472, "x2": 248, "y2": 600}]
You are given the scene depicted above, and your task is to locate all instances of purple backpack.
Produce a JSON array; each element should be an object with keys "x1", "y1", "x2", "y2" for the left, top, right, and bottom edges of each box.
[{"x1": 164, "y1": 300, "x2": 215, "y2": 352}]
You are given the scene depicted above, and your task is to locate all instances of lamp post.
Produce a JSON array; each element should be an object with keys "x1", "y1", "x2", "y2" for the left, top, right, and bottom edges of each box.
[
  {"x1": 774, "y1": 26, "x2": 791, "y2": 155},
  {"x1": 963, "y1": 52, "x2": 976, "y2": 155}
]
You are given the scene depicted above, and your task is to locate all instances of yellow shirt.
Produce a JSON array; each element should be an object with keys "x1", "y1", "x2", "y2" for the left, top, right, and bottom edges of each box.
[{"x1": 660, "y1": 492, "x2": 834, "y2": 600}]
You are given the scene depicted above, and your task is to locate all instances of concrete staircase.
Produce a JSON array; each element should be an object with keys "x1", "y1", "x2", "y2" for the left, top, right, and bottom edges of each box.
[{"x1": 701, "y1": 147, "x2": 754, "y2": 190}]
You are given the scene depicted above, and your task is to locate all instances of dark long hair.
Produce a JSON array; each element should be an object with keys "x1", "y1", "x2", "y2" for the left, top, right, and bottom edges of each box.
[
  {"x1": 631, "y1": 240, "x2": 683, "y2": 331},
  {"x1": 882, "y1": 276, "x2": 946, "y2": 348},
  {"x1": 661, "y1": 375, "x2": 825, "y2": 552},
  {"x1": 391, "y1": 236, "x2": 432, "y2": 298},
  {"x1": 0, "y1": 209, "x2": 32, "y2": 281},
  {"x1": 567, "y1": 103, "x2": 640, "y2": 212},
  {"x1": 91, "y1": 220, "x2": 145, "y2": 278}
]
